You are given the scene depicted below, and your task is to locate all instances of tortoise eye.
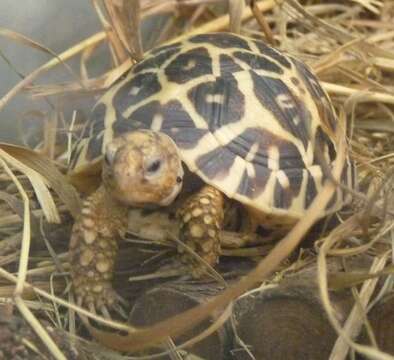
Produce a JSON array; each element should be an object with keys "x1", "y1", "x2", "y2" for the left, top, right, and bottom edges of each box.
[{"x1": 146, "y1": 159, "x2": 161, "y2": 173}]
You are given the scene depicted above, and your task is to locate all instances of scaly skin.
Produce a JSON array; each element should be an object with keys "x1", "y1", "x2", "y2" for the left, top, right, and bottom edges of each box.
[
  {"x1": 176, "y1": 185, "x2": 224, "y2": 277},
  {"x1": 69, "y1": 186, "x2": 128, "y2": 309}
]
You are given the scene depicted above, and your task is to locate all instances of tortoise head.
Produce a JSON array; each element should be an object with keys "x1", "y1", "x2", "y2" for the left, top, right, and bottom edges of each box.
[{"x1": 102, "y1": 130, "x2": 184, "y2": 207}]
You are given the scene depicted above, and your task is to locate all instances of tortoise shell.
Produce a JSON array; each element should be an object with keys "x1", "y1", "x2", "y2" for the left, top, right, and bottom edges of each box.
[{"x1": 70, "y1": 32, "x2": 355, "y2": 222}]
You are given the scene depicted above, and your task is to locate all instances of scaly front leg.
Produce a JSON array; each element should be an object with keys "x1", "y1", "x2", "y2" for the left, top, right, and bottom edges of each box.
[
  {"x1": 69, "y1": 186, "x2": 128, "y2": 311},
  {"x1": 176, "y1": 185, "x2": 224, "y2": 277}
]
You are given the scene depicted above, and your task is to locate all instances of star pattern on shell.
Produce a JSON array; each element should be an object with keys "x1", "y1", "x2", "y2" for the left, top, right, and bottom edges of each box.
[{"x1": 70, "y1": 32, "x2": 355, "y2": 223}]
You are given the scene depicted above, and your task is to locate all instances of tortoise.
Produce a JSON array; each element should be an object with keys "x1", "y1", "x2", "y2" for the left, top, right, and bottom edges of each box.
[{"x1": 68, "y1": 32, "x2": 355, "y2": 310}]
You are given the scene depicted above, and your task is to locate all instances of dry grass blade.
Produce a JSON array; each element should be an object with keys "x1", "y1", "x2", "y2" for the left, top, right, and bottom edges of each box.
[
  {"x1": 28, "y1": 57, "x2": 133, "y2": 98},
  {"x1": 0, "y1": 28, "x2": 82, "y2": 87},
  {"x1": 80, "y1": 42, "x2": 101, "y2": 82},
  {"x1": 330, "y1": 254, "x2": 391, "y2": 360},
  {"x1": 371, "y1": 57, "x2": 394, "y2": 72},
  {"x1": 123, "y1": 0, "x2": 144, "y2": 60},
  {"x1": 102, "y1": 0, "x2": 144, "y2": 61},
  {"x1": 0, "y1": 27, "x2": 64, "y2": 59},
  {"x1": 0, "y1": 143, "x2": 80, "y2": 219},
  {"x1": 350, "y1": 0, "x2": 383, "y2": 14},
  {"x1": 91, "y1": 0, "x2": 122, "y2": 67},
  {"x1": 318, "y1": 248, "x2": 394, "y2": 360},
  {"x1": 0, "y1": 191, "x2": 41, "y2": 236},
  {"x1": 0, "y1": 158, "x2": 31, "y2": 293},
  {"x1": 322, "y1": 82, "x2": 394, "y2": 105},
  {"x1": 0, "y1": 159, "x2": 66, "y2": 359},
  {"x1": 171, "y1": 0, "x2": 277, "y2": 42},
  {"x1": 328, "y1": 260, "x2": 394, "y2": 290},
  {"x1": 172, "y1": 304, "x2": 233, "y2": 351},
  {"x1": 283, "y1": 0, "x2": 394, "y2": 59},
  {"x1": 14, "y1": 297, "x2": 67, "y2": 360},
  {"x1": 229, "y1": 0, "x2": 245, "y2": 33},
  {"x1": 0, "y1": 267, "x2": 132, "y2": 331},
  {"x1": 281, "y1": 0, "x2": 354, "y2": 42},
  {"x1": 251, "y1": 0, "x2": 276, "y2": 45},
  {"x1": 0, "y1": 148, "x2": 60, "y2": 224},
  {"x1": 0, "y1": 31, "x2": 106, "y2": 113}
]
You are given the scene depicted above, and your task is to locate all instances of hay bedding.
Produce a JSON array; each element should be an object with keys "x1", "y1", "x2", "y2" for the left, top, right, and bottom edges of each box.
[{"x1": 0, "y1": 0, "x2": 393, "y2": 359}]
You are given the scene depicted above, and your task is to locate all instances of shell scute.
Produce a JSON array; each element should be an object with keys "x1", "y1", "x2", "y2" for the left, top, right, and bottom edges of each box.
[
  {"x1": 164, "y1": 47, "x2": 213, "y2": 84},
  {"x1": 112, "y1": 72, "x2": 162, "y2": 111},
  {"x1": 187, "y1": 76, "x2": 245, "y2": 128},
  {"x1": 189, "y1": 33, "x2": 251, "y2": 50},
  {"x1": 233, "y1": 51, "x2": 284, "y2": 73},
  {"x1": 250, "y1": 72, "x2": 312, "y2": 150},
  {"x1": 253, "y1": 39, "x2": 292, "y2": 69},
  {"x1": 132, "y1": 48, "x2": 180, "y2": 73}
]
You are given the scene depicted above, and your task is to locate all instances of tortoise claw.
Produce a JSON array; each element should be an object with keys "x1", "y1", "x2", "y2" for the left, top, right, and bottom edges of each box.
[
  {"x1": 88, "y1": 303, "x2": 96, "y2": 316},
  {"x1": 111, "y1": 302, "x2": 129, "y2": 320},
  {"x1": 74, "y1": 281, "x2": 129, "y2": 319},
  {"x1": 100, "y1": 305, "x2": 111, "y2": 320},
  {"x1": 72, "y1": 281, "x2": 129, "y2": 320},
  {"x1": 113, "y1": 291, "x2": 129, "y2": 308}
]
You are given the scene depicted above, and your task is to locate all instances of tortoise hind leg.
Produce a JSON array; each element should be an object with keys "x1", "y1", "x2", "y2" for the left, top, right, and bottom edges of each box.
[{"x1": 176, "y1": 185, "x2": 224, "y2": 277}]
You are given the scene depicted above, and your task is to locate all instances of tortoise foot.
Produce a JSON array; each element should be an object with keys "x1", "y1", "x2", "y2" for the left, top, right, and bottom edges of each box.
[
  {"x1": 74, "y1": 280, "x2": 126, "y2": 314},
  {"x1": 70, "y1": 243, "x2": 128, "y2": 317},
  {"x1": 177, "y1": 185, "x2": 224, "y2": 277}
]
